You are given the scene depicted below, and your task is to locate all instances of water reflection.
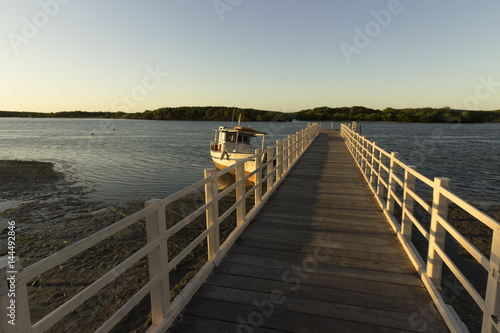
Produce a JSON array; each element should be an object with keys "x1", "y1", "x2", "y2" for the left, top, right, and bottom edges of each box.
[
  {"x1": 216, "y1": 172, "x2": 236, "y2": 189},
  {"x1": 215, "y1": 169, "x2": 255, "y2": 189}
]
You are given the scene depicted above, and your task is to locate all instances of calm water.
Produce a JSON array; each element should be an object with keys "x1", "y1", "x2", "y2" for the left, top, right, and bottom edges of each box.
[
  {"x1": 357, "y1": 122, "x2": 500, "y2": 206},
  {"x1": 0, "y1": 118, "x2": 308, "y2": 202},
  {"x1": 1, "y1": 118, "x2": 499, "y2": 206}
]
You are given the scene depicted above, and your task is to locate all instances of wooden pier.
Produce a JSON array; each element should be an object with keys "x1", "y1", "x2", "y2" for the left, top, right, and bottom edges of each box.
[
  {"x1": 168, "y1": 132, "x2": 448, "y2": 332},
  {"x1": 5, "y1": 123, "x2": 499, "y2": 332}
]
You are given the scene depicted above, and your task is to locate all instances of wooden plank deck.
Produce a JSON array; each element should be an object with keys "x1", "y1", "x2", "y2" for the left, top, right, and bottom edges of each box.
[{"x1": 168, "y1": 131, "x2": 449, "y2": 333}]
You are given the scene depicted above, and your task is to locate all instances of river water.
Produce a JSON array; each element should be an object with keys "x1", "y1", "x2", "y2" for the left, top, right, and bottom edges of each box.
[
  {"x1": 0, "y1": 118, "x2": 306, "y2": 202},
  {"x1": 357, "y1": 121, "x2": 500, "y2": 207},
  {"x1": 1, "y1": 118, "x2": 499, "y2": 206}
]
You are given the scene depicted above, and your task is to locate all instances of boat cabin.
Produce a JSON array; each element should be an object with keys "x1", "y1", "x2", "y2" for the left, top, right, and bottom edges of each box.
[{"x1": 211, "y1": 126, "x2": 266, "y2": 154}]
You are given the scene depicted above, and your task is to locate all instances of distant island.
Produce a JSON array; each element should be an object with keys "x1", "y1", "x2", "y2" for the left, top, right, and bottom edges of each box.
[{"x1": 1, "y1": 106, "x2": 499, "y2": 123}]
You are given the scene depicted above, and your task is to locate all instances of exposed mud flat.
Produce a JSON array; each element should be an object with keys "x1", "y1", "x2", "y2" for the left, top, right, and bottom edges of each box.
[{"x1": 0, "y1": 160, "x2": 243, "y2": 332}]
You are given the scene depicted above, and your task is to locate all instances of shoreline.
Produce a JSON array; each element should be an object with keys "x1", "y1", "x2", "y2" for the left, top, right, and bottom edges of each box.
[
  {"x1": 0, "y1": 160, "x2": 240, "y2": 332},
  {"x1": 0, "y1": 160, "x2": 150, "y2": 331}
]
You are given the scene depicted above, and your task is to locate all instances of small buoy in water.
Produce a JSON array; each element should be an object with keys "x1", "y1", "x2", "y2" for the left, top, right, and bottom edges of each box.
[{"x1": 91, "y1": 133, "x2": 94, "y2": 135}]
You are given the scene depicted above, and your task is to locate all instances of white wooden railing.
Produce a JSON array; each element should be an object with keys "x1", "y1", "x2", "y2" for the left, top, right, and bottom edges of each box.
[
  {"x1": 0, "y1": 123, "x2": 320, "y2": 333},
  {"x1": 341, "y1": 123, "x2": 500, "y2": 333}
]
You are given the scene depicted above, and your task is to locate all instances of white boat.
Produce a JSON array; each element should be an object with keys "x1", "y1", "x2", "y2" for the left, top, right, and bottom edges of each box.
[{"x1": 210, "y1": 124, "x2": 266, "y2": 183}]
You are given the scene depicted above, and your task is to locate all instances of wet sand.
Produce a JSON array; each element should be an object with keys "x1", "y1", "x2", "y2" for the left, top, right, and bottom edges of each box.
[{"x1": 0, "y1": 160, "x2": 242, "y2": 332}]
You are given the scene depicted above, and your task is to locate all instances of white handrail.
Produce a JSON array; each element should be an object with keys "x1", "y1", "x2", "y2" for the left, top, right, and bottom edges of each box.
[
  {"x1": 0, "y1": 123, "x2": 320, "y2": 333},
  {"x1": 340, "y1": 122, "x2": 500, "y2": 333}
]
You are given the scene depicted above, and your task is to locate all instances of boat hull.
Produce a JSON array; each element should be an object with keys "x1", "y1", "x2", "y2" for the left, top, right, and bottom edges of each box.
[{"x1": 210, "y1": 150, "x2": 257, "y2": 183}]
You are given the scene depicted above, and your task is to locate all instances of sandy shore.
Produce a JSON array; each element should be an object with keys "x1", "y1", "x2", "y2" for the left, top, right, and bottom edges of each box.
[
  {"x1": 0, "y1": 160, "x2": 246, "y2": 332},
  {"x1": 0, "y1": 161, "x2": 219, "y2": 332},
  {"x1": 0, "y1": 161, "x2": 148, "y2": 331}
]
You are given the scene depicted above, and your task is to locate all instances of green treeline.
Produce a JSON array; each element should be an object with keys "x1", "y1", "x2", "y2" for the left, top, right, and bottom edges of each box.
[
  {"x1": 0, "y1": 110, "x2": 112, "y2": 118},
  {"x1": 1, "y1": 106, "x2": 499, "y2": 123},
  {"x1": 295, "y1": 106, "x2": 500, "y2": 123},
  {"x1": 139, "y1": 106, "x2": 290, "y2": 121},
  {"x1": 0, "y1": 107, "x2": 290, "y2": 122}
]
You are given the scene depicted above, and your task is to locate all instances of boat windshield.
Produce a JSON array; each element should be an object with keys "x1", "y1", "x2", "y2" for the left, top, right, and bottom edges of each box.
[
  {"x1": 226, "y1": 132, "x2": 237, "y2": 142},
  {"x1": 237, "y1": 135, "x2": 251, "y2": 144}
]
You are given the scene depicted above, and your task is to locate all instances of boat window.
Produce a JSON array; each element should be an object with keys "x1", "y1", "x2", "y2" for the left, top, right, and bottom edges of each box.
[
  {"x1": 226, "y1": 133, "x2": 236, "y2": 142},
  {"x1": 238, "y1": 135, "x2": 251, "y2": 144}
]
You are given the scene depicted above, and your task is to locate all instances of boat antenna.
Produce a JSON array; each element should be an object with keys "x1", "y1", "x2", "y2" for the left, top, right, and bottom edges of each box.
[
  {"x1": 231, "y1": 107, "x2": 235, "y2": 127},
  {"x1": 238, "y1": 114, "x2": 241, "y2": 127}
]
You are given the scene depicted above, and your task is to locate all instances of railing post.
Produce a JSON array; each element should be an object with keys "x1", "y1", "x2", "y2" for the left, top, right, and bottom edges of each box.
[
  {"x1": 235, "y1": 164, "x2": 246, "y2": 227},
  {"x1": 287, "y1": 135, "x2": 292, "y2": 170},
  {"x1": 483, "y1": 228, "x2": 500, "y2": 333},
  {"x1": 360, "y1": 137, "x2": 366, "y2": 173},
  {"x1": 352, "y1": 132, "x2": 357, "y2": 160},
  {"x1": 359, "y1": 136, "x2": 364, "y2": 166},
  {"x1": 363, "y1": 137, "x2": 370, "y2": 176},
  {"x1": 297, "y1": 131, "x2": 302, "y2": 156},
  {"x1": 369, "y1": 142, "x2": 378, "y2": 189},
  {"x1": 276, "y1": 140, "x2": 282, "y2": 182},
  {"x1": 303, "y1": 129, "x2": 307, "y2": 149},
  {"x1": 299, "y1": 130, "x2": 304, "y2": 155},
  {"x1": 377, "y1": 151, "x2": 386, "y2": 198},
  {"x1": 267, "y1": 146, "x2": 274, "y2": 192},
  {"x1": 352, "y1": 132, "x2": 356, "y2": 156},
  {"x1": 145, "y1": 198, "x2": 170, "y2": 325},
  {"x1": 0, "y1": 257, "x2": 31, "y2": 332},
  {"x1": 426, "y1": 177, "x2": 450, "y2": 288},
  {"x1": 255, "y1": 149, "x2": 262, "y2": 206},
  {"x1": 297, "y1": 132, "x2": 300, "y2": 157},
  {"x1": 303, "y1": 129, "x2": 306, "y2": 152},
  {"x1": 401, "y1": 166, "x2": 416, "y2": 240},
  {"x1": 358, "y1": 136, "x2": 363, "y2": 169},
  {"x1": 282, "y1": 138, "x2": 288, "y2": 173},
  {"x1": 386, "y1": 152, "x2": 399, "y2": 215},
  {"x1": 204, "y1": 169, "x2": 219, "y2": 261},
  {"x1": 352, "y1": 133, "x2": 357, "y2": 161},
  {"x1": 356, "y1": 134, "x2": 362, "y2": 165},
  {"x1": 294, "y1": 133, "x2": 298, "y2": 161}
]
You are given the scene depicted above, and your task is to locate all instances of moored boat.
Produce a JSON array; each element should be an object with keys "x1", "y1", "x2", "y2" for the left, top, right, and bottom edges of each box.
[{"x1": 210, "y1": 125, "x2": 266, "y2": 183}]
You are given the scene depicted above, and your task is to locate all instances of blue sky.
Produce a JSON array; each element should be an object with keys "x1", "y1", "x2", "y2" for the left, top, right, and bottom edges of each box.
[{"x1": 1, "y1": 0, "x2": 499, "y2": 113}]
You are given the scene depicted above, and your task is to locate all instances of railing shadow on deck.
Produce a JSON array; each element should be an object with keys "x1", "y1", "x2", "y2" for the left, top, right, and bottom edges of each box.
[
  {"x1": 340, "y1": 123, "x2": 500, "y2": 333},
  {"x1": 0, "y1": 124, "x2": 320, "y2": 333}
]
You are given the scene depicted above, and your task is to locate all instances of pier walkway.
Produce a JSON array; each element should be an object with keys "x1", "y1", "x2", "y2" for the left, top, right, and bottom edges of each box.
[
  {"x1": 10, "y1": 123, "x2": 499, "y2": 332},
  {"x1": 168, "y1": 132, "x2": 448, "y2": 332}
]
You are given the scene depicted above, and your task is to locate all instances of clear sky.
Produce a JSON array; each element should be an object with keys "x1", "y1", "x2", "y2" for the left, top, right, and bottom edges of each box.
[{"x1": 1, "y1": 0, "x2": 499, "y2": 113}]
